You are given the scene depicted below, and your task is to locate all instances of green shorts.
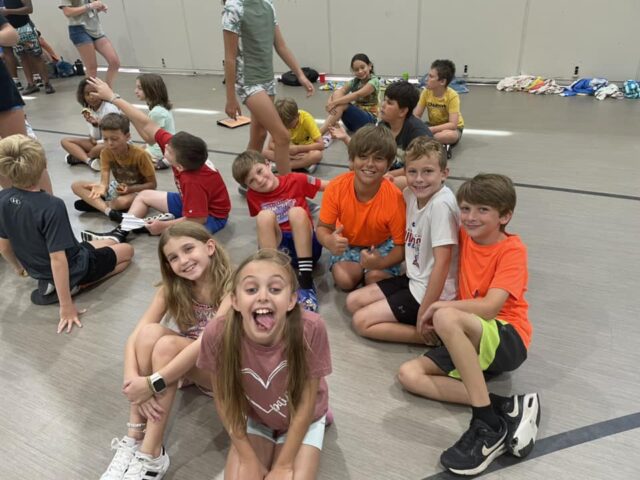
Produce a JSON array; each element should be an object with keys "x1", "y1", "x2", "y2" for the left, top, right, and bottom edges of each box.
[{"x1": 424, "y1": 316, "x2": 527, "y2": 379}]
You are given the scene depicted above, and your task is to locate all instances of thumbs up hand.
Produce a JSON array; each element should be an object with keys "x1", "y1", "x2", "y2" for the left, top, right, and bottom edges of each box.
[
  {"x1": 328, "y1": 225, "x2": 349, "y2": 255},
  {"x1": 360, "y1": 245, "x2": 382, "y2": 270}
]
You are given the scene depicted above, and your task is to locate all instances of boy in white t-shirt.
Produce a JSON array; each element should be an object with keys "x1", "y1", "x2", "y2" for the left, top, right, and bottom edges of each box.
[{"x1": 346, "y1": 137, "x2": 460, "y2": 344}]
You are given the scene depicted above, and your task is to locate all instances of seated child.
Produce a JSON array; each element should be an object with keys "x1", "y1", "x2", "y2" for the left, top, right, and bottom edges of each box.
[
  {"x1": 414, "y1": 59, "x2": 464, "y2": 155},
  {"x1": 61, "y1": 78, "x2": 121, "y2": 170},
  {"x1": 80, "y1": 78, "x2": 231, "y2": 244},
  {"x1": 0, "y1": 135, "x2": 133, "y2": 333},
  {"x1": 134, "y1": 73, "x2": 176, "y2": 170},
  {"x1": 232, "y1": 150, "x2": 328, "y2": 312},
  {"x1": 317, "y1": 124, "x2": 405, "y2": 291},
  {"x1": 262, "y1": 97, "x2": 324, "y2": 173},
  {"x1": 398, "y1": 174, "x2": 540, "y2": 476},
  {"x1": 197, "y1": 249, "x2": 332, "y2": 480},
  {"x1": 71, "y1": 113, "x2": 157, "y2": 223},
  {"x1": 347, "y1": 138, "x2": 459, "y2": 344}
]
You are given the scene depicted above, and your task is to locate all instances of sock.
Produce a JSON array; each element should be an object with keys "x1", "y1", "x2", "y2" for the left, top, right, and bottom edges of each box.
[
  {"x1": 297, "y1": 257, "x2": 313, "y2": 289},
  {"x1": 472, "y1": 404, "x2": 502, "y2": 432},
  {"x1": 489, "y1": 392, "x2": 510, "y2": 414}
]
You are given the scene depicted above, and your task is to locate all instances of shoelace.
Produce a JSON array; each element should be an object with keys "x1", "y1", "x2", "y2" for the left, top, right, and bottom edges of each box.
[{"x1": 105, "y1": 438, "x2": 135, "y2": 474}]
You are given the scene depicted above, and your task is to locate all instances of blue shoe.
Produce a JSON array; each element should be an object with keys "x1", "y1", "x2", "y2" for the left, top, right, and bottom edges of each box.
[{"x1": 297, "y1": 287, "x2": 319, "y2": 313}]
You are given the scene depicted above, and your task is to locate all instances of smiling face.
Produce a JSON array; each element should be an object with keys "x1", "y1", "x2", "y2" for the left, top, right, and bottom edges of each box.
[
  {"x1": 245, "y1": 163, "x2": 279, "y2": 193},
  {"x1": 134, "y1": 79, "x2": 145, "y2": 101},
  {"x1": 459, "y1": 201, "x2": 512, "y2": 245},
  {"x1": 405, "y1": 154, "x2": 448, "y2": 208},
  {"x1": 351, "y1": 152, "x2": 390, "y2": 189},
  {"x1": 232, "y1": 260, "x2": 298, "y2": 346},
  {"x1": 162, "y1": 235, "x2": 216, "y2": 283},
  {"x1": 351, "y1": 59, "x2": 372, "y2": 81}
]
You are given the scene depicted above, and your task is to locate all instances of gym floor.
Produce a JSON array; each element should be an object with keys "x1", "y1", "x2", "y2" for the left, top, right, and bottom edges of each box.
[{"x1": 0, "y1": 72, "x2": 638, "y2": 479}]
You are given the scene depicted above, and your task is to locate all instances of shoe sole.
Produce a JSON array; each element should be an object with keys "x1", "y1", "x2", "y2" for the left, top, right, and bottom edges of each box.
[
  {"x1": 508, "y1": 393, "x2": 541, "y2": 458},
  {"x1": 81, "y1": 231, "x2": 120, "y2": 243},
  {"x1": 143, "y1": 213, "x2": 175, "y2": 222},
  {"x1": 446, "y1": 443, "x2": 507, "y2": 476}
]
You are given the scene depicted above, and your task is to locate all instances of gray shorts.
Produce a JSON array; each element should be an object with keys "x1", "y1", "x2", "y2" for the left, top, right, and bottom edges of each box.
[{"x1": 235, "y1": 78, "x2": 277, "y2": 103}]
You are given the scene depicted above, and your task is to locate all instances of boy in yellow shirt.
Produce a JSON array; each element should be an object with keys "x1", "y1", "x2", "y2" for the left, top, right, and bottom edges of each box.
[
  {"x1": 414, "y1": 59, "x2": 464, "y2": 157},
  {"x1": 263, "y1": 97, "x2": 324, "y2": 173}
]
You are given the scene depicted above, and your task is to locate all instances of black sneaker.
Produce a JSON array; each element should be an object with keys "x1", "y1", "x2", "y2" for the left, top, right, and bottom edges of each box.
[
  {"x1": 74, "y1": 199, "x2": 99, "y2": 212},
  {"x1": 502, "y1": 393, "x2": 540, "y2": 458},
  {"x1": 44, "y1": 83, "x2": 56, "y2": 94},
  {"x1": 66, "y1": 153, "x2": 85, "y2": 166},
  {"x1": 81, "y1": 227, "x2": 128, "y2": 243},
  {"x1": 108, "y1": 210, "x2": 124, "y2": 223},
  {"x1": 440, "y1": 417, "x2": 507, "y2": 476},
  {"x1": 22, "y1": 84, "x2": 40, "y2": 95}
]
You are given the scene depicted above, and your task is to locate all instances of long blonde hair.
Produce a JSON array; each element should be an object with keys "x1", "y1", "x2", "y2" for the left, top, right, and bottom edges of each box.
[
  {"x1": 216, "y1": 249, "x2": 308, "y2": 434},
  {"x1": 158, "y1": 223, "x2": 232, "y2": 332}
]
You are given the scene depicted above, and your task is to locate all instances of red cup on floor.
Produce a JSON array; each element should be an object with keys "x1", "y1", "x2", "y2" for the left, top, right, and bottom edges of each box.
[{"x1": 319, "y1": 72, "x2": 326, "y2": 83}]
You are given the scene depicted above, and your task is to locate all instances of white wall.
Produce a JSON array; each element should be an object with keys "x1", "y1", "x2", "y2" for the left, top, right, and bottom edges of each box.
[{"x1": 31, "y1": 0, "x2": 640, "y2": 81}]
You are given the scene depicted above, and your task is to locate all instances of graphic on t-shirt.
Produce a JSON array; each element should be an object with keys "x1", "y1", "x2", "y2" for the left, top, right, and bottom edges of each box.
[
  {"x1": 242, "y1": 361, "x2": 289, "y2": 418},
  {"x1": 261, "y1": 198, "x2": 296, "y2": 224},
  {"x1": 405, "y1": 221, "x2": 422, "y2": 268}
]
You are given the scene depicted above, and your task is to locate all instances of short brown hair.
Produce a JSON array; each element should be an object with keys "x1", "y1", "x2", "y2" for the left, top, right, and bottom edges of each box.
[
  {"x1": 231, "y1": 150, "x2": 268, "y2": 186},
  {"x1": 347, "y1": 124, "x2": 396, "y2": 165},
  {"x1": 169, "y1": 131, "x2": 208, "y2": 170},
  {"x1": 405, "y1": 137, "x2": 447, "y2": 170},
  {"x1": 456, "y1": 174, "x2": 516, "y2": 230},
  {"x1": 274, "y1": 97, "x2": 299, "y2": 126},
  {"x1": 99, "y1": 113, "x2": 130, "y2": 134},
  {"x1": 0, "y1": 135, "x2": 47, "y2": 188}
]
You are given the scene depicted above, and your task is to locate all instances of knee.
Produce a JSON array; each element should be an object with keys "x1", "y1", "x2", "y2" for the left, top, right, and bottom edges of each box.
[
  {"x1": 332, "y1": 267, "x2": 359, "y2": 292},
  {"x1": 397, "y1": 361, "x2": 416, "y2": 390},
  {"x1": 135, "y1": 323, "x2": 167, "y2": 351},
  {"x1": 287, "y1": 207, "x2": 309, "y2": 226},
  {"x1": 71, "y1": 182, "x2": 83, "y2": 195},
  {"x1": 151, "y1": 335, "x2": 183, "y2": 368},
  {"x1": 351, "y1": 311, "x2": 368, "y2": 336},
  {"x1": 117, "y1": 244, "x2": 135, "y2": 262},
  {"x1": 271, "y1": 126, "x2": 290, "y2": 146},
  {"x1": 309, "y1": 150, "x2": 323, "y2": 162},
  {"x1": 109, "y1": 56, "x2": 121, "y2": 70},
  {"x1": 256, "y1": 210, "x2": 277, "y2": 228},
  {"x1": 345, "y1": 290, "x2": 362, "y2": 314},
  {"x1": 365, "y1": 270, "x2": 388, "y2": 285},
  {"x1": 432, "y1": 307, "x2": 461, "y2": 337}
]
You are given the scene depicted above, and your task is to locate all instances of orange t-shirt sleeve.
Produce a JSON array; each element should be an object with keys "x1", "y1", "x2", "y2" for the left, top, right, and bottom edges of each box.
[
  {"x1": 318, "y1": 179, "x2": 339, "y2": 227},
  {"x1": 489, "y1": 243, "x2": 527, "y2": 300}
]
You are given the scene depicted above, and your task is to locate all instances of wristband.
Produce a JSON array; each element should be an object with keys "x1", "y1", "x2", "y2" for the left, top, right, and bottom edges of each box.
[{"x1": 109, "y1": 93, "x2": 121, "y2": 103}]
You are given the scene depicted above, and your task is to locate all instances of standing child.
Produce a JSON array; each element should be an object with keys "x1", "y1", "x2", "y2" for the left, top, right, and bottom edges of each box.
[
  {"x1": 317, "y1": 124, "x2": 405, "y2": 291},
  {"x1": 99, "y1": 222, "x2": 232, "y2": 480},
  {"x1": 80, "y1": 77, "x2": 231, "y2": 243},
  {"x1": 232, "y1": 150, "x2": 327, "y2": 312},
  {"x1": 61, "y1": 77, "x2": 120, "y2": 170},
  {"x1": 0, "y1": 135, "x2": 133, "y2": 333},
  {"x1": 346, "y1": 138, "x2": 459, "y2": 344},
  {"x1": 262, "y1": 97, "x2": 324, "y2": 173},
  {"x1": 71, "y1": 113, "x2": 157, "y2": 222},
  {"x1": 223, "y1": 0, "x2": 314, "y2": 176},
  {"x1": 133, "y1": 73, "x2": 176, "y2": 170},
  {"x1": 320, "y1": 53, "x2": 380, "y2": 139},
  {"x1": 398, "y1": 174, "x2": 540, "y2": 476},
  {"x1": 413, "y1": 59, "x2": 464, "y2": 157},
  {"x1": 197, "y1": 249, "x2": 332, "y2": 480}
]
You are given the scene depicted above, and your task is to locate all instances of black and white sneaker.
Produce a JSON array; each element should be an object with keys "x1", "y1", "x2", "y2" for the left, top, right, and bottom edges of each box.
[
  {"x1": 74, "y1": 199, "x2": 99, "y2": 212},
  {"x1": 66, "y1": 153, "x2": 85, "y2": 166},
  {"x1": 108, "y1": 210, "x2": 124, "y2": 223},
  {"x1": 502, "y1": 393, "x2": 540, "y2": 458},
  {"x1": 440, "y1": 417, "x2": 507, "y2": 476},
  {"x1": 81, "y1": 227, "x2": 128, "y2": 243}
]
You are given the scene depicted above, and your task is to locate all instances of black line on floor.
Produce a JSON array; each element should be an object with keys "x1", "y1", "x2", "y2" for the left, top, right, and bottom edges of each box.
[
  {"x1": 421, "y1": 411, "x2": 640, "y2": 479},
  {"x1": 35, "y1": 128, "x2": 640, "y2": 202}
]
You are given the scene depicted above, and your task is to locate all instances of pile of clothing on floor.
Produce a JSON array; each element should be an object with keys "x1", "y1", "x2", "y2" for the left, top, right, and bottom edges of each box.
[{"x1": 497, "y1": 75, "x2": 640, "y2": 100}]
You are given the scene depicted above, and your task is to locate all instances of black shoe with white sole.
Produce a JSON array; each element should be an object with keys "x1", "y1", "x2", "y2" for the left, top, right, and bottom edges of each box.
[
  {"x1": 502, "y1": 393, "x2": 540, "y2": 458},
  {"x1": 81, "y1": 227, "x2": 128, "y2": 243},
  {"x1": 440, "y1": 417, "x2": 507, "y2": 476}
]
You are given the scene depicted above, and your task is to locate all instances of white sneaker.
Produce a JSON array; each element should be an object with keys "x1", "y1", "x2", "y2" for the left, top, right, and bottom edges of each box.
[
  {"x1": 123, "y1": 448, "x2": 170, "y2": 480},
  {"x1": 90, "y1": 158, "x2": 102, "y2": 171},
  {"x1": 143, "y1": 212, "x2": 175, "y2": 223},
  {"x1": 100, "y1": 436, "x2": 139, "y2": 480},
  {"x1": 322, "y1": 133, "x2": 333, "y2": 148}
]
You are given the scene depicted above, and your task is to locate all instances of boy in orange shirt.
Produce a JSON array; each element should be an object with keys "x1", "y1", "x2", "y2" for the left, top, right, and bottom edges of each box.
[
  {"x1": 317, "y1": 124, "x2": 405, "y2": 291},
  {"x1": 398, "y1": 174, "x2": 539, "y2": 476}
]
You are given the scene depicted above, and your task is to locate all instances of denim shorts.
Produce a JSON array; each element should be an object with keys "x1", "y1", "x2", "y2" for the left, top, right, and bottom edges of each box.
[
  {"x1": 166, "y1": 191, "x2": 228, "y2": 234},
  {"x1": 247, "y1": 414, "x2": 327, "y2": 451},
  {"x1": 329, "y1": 237, "x2": 402, "y2": 276},
  {"x1": 68, "y1": 25, "x2": 105, "y2": 46}
]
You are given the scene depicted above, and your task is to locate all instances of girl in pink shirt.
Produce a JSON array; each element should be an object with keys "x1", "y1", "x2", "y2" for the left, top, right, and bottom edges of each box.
[{"x1": 198, "y1": 249, "x2": 332, "y2": 480}]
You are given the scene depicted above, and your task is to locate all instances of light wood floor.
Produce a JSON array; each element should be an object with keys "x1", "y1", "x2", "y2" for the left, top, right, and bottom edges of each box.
[{"x1": 0, "y1": 73, "x2": 638, "y2": 480}]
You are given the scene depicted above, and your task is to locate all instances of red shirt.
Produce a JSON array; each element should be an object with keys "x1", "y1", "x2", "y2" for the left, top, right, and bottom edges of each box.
[
  {"x1": 155, "y1": 129, "x2": 231, "y2": 219},
  {"x1": 246, "y1": 173, "x2": 321, "y2": 232}
]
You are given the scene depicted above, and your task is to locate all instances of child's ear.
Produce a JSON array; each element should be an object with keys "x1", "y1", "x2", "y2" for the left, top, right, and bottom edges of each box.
[
  {"x1": 287, "y1": 291, "x2": 298, "y2": 312},
  {"x1": 206, "y1": 239, "x2": 216, "y2": 256},
  {"x1": 230, "y1": 292, "x2": 240, "y2": 312},
  {"x1": 125, "y1": 132, "x2": 131, "y2": 141},
  {"x1": 499, "y1": 211, "x2": 513, "y2": 227}
]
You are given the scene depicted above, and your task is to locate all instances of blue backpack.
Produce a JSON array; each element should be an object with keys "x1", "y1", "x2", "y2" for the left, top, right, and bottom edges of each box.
[{"x1": 56, "y1": 58, "x2": 76, "y2": 78}]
